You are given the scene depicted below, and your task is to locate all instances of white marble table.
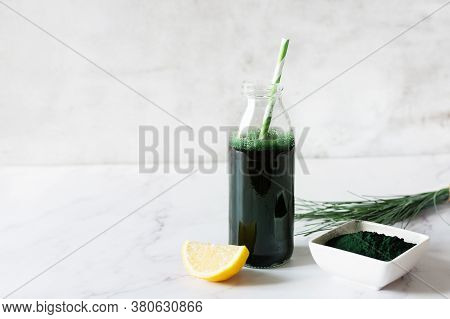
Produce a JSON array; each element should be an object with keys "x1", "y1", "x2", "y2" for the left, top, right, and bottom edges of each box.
[{"x1": 1, "y1": 155, "x2": 449, "y2": 299}]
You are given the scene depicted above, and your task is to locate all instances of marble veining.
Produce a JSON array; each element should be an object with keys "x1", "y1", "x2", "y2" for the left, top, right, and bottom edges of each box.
[{"x1": 0, "y1": 155, "x2": 449, "y2": 298}]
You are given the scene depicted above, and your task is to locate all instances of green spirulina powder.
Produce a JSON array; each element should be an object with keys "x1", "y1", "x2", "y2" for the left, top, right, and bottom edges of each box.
[{"x1": 325, "y1": 231, "x2": 416, "y2": 261}]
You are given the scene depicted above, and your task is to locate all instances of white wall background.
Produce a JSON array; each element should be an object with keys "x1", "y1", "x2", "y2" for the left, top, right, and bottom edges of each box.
[{"x1": 0, "y1": 0, "x2": 449, "y2": 164}]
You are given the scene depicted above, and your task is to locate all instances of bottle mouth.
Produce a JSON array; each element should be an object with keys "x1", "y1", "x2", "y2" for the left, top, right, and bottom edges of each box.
[{"x1": 242, "y1": 81, "x2": 284, "y2": 98}]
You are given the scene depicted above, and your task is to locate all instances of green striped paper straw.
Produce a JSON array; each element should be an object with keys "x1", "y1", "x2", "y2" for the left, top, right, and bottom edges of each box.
[{"x1": 259, "y1": 38, "x2": 289, "y2": 139}]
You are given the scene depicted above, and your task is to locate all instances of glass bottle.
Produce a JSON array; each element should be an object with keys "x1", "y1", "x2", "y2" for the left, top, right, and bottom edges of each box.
[{"x1": 229, "y1": 82, "x2": 295, "y2": 268}]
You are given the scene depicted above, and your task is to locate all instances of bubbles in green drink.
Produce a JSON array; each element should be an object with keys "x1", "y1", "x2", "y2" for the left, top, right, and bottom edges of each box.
[{"x1": 230, "y1": 128, "x2": 295, "y2": 151}]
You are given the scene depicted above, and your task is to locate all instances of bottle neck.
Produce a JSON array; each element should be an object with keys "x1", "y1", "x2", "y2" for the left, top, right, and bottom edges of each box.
[{"x1": 236, "y1": 82, "x2": 291, "y2": 142}]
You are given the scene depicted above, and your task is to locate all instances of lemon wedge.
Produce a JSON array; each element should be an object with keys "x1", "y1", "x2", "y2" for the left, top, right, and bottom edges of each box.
[{"x1": 182, "y1": 241, "x2": 249, "y2": 281}]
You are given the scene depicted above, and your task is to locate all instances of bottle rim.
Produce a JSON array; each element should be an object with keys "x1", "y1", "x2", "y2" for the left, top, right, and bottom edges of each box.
[{"x1": 242, "y1": 81, "x2": 284, "y2": 98}]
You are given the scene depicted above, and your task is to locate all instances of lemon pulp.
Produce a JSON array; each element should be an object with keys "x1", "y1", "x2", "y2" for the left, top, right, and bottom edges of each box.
[{"x1": 182, "y1": 241, "x2": 249, "y2": 281}]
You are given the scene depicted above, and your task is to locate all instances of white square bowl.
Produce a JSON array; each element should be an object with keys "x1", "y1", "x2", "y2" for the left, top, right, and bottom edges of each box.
[{"x1": 309, "y1": 220, "x2": 429, "y2": 290}]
